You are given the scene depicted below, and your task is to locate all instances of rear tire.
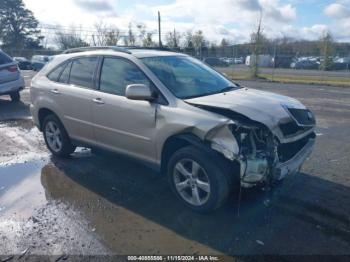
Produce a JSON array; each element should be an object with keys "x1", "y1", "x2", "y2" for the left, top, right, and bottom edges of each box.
[
  {"x1": 167, "y1": 146, "x2": 230, "y2": 213},
  {"x1": 42, "y1": 114, "x2": 76, "y2": 158},
  {"x1": 10, "y1": 91, "x2": 20, "y2": 102}
]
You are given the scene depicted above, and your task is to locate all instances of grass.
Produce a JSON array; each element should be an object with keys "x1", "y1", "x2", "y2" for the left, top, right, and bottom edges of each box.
[
  {"x1": 259, "y1": 74, "x2": 350, "y2": 87},
  {"x1": 223, "y1": 71, "x2": 350, "y2": 87}
]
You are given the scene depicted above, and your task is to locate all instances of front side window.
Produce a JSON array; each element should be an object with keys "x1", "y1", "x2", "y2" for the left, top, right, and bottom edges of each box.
[
  {"x1": 99, "y1": 57, "x2": 151, "y2": 96},
  {"x1": 141, "y1": 56, "x2": 238, "y2": 99},
  {"x1": 69, "y1": 57, "x2": 98, "y2": 89}
]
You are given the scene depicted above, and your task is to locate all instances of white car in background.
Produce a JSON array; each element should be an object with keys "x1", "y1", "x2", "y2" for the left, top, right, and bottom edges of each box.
[{"x1": 0, "y1": 50, "x2": 25, "y2": 102}]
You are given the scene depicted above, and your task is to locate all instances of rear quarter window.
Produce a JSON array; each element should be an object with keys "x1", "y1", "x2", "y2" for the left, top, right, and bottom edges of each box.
[
  {"x1": 47, "y1": 63, "x2": 67, "y2": 82},
  {"x1": 58, "y1": 62, "x2": 72, "y2": 84}
]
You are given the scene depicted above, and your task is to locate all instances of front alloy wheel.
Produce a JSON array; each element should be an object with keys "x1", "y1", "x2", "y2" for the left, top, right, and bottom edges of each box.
[
  {"x1": 168, "y1": 146, "x2": 230, "y2": 212},
  {"x1": 173, "y1": 159, "x2": 211, "y2": 206}
]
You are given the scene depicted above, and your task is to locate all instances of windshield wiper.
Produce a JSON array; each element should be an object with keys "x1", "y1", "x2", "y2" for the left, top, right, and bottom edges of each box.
[
  {"x1": 220, "y1": 85, "x2": 237, "y2": 93},
  {"x1": 182, "y1": 85, "x2": 239, "y2": 100}
]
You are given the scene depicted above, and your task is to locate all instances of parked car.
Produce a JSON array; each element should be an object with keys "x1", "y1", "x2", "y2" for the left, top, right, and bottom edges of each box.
[
  {"x1": 271, "y1": 55, "x2": 293, "y2": 68},
  {"x1": 31, "y1": 55, "x2": 50, "y2": 71},
  {"x1": 30, "y1": 47, "x2": 316, "y2": 212},
  {"x1": 245, "y1": 55, "x2": 272, "y2": 67},
  {"x1": 0, "y1": 50, "x2": 25, "y2": 102},
  {"x1": 290, "y1": 59, "x2": 319, "y2": 70},
  {"x1": 234, "y1": 57, "x2": 244, "y2": 64},
  {"x1": 13, "y1": 57, "x2": 33, "y2": 70},
  {"x1": 203, "y1": 57, "x2": 229, "y2": 67},
  {"x1": 329, "y1": 62, "x2": 348, "y2": 71}
]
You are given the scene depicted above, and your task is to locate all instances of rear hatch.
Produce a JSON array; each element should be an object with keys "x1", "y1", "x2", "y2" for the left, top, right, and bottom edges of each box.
[{"x1": 0, "y1": 51, "x2": 20, "y2": 84}]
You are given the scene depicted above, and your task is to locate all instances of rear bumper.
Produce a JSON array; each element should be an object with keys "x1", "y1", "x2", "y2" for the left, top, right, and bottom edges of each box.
[
  {"x1": 0, "y1": 76, "x2": 25, "y2": 95},
  {"x1": 274, "y1": 138, "x2": 315, "y2": 180},
  {"x1": 30, "y1": 104, "x2": 41, "y2": 130}
]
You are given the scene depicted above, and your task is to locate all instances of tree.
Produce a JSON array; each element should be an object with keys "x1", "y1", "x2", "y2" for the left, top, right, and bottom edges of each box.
[
  {"x1": 165, "y1": 29, "x2": 181, "y2": 48},
  {"x1": 192, "y1": 30, "x2": 205, "y2": 51},
  {"x1": 0, "y1": 0, "x2": 42, "y2": 49},
  {"x1": 250, "y1": 11, "x2": 264, "y2": 78},
  {"x1": 105, "y1": 28, "x2": 121, "y2": 46},
  {"x1": 209, "y1": 42, "x2": 218, "y2": 57},
  {"x1": 137, "y1": 24, "x2": 154, "y2": 47},
  {"x1": 143, "y1": 32, "x2": 154, "y2": 47},
  {"x1": 55, "y1": 25, "x2": 89, "y2": 50},
  {"x1": 123, "y1": 23, "x2": 136, "y2": 46},
  {"x1": 220, "y1": 38, "x2": 230, "y2": 47},
  {"x1": 320, "y1": 31, "x2": 333, "y2": 71},
  {"x1": 192, "y1": 30, "x2": 206, "y2": 58},
  {"x1": 136, "y1": 23, "x2": 146, "y2": 45},
  {"x1": 183, "y1": 30, "x2": 194, "y2": 49},
  {"x1": 93, "y1": 21, "x2": 120, "y2": 46}
]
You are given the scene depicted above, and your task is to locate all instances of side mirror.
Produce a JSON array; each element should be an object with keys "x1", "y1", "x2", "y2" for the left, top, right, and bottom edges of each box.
[{"x1": 125, "y1": 84, "x2": 155, "y2": 101}]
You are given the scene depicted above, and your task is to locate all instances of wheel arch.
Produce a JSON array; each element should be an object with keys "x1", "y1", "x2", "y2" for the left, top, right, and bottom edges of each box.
[
  {"x1": 38, "y1": 108, "x2": 61, "y2": 131},
  {"x1": 160, "y1": 133, "x2": 240, "y2": 186},
  {"x1": 160, "y1": 133, "x2": 224, "y2": 174}
]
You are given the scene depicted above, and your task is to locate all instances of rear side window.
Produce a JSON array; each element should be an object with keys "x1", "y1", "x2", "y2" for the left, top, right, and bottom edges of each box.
[
  {"x1": 47, "y1": 63, "x2": 66, "y2": 82},
  {"x1": 0, "y1": 51, "x2": 13, "y2": 65},
  {"x1": 69, "y1": 57, "x2": 98, "y2": 89},
  {"x1": 99, "y1": 57, "x2": 151, "y2": 96}
]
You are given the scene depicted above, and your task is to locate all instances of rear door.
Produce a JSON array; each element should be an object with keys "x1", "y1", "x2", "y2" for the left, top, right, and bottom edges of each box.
[
  {"x1": 91, "y1": 56, "x2": 158, "y2": 162},
  {"x1": 47, "y1": 56, "x2": 99, "y2": 143},
  {"x1": 0, "y1": 51, "x2": 19, "y2": 84}
]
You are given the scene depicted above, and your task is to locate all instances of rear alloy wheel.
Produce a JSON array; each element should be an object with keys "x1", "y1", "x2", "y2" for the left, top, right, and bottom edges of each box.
[
  {"x1": 10, "y1": 91, "x2": 20, "y2": 102},
  {"x1": 43, "y1": 115, "x2": 76, "y2": 157},
  {"x1": 168, "y1": 146, "x2": 230, "y2": 212}
]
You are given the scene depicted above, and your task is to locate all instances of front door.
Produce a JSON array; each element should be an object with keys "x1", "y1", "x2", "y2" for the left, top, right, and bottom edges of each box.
[{"x1": 91, "y1": 57, "x2": 157, "y2": 163}]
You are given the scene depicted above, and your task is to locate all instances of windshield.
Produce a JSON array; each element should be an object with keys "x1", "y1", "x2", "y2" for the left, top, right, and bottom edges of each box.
[{"x1": 141, "y1": 56, "x2": 238, "y2": 99}]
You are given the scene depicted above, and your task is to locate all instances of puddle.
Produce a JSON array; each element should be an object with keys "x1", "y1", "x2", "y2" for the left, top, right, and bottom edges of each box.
[
  {"x1": 0, "y1": 153, "x2": 220, "y2": 255},
  {"x1": 0, "y1": 159, "x2": 110, "y2": 255},
  {"x1": 0, "y1": 160, "x2": 48, "y2": 220}
]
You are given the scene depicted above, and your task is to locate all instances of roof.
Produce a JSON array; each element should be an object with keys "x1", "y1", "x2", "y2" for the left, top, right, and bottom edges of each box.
[
  {"x1": 61, "y1": 46, "x2": 186, "y2": 59},
  {"x1": 129, "y1": 49, "x2": 186, "y2": 58}
]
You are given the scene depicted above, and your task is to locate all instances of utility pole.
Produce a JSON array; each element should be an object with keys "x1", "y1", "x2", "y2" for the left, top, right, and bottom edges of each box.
[
  {"x1": 158, "y1": 11, "x2": 162, "y2": 48},
  {"x1": 174, "y1": 28, "x2": 177, "y2": 48}
]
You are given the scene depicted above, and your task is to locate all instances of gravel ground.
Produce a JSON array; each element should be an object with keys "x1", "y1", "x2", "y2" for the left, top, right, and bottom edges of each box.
[{"x1": 0, "y1": 73, "x2": 349, "y2": 260}]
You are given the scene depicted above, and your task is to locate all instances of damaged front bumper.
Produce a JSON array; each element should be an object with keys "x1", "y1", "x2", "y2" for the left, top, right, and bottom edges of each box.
[
  {"x1": 273, "y1": 138, "x2": 315, "y2": 181},
  {"x1": 200, "y1": 114, "x2": 316, "y2": 188},
  {"x1": 240, "y1": 137, "x2": 315, "y2": 188}
]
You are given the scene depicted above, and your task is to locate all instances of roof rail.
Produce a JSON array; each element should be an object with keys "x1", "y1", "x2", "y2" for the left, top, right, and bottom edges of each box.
[
  {"x1": 124, "y1": 46, "x2": 172, "y2": 51},
  {"x1": 62, "y1": 46, "x2": 132, "y2": 54}
]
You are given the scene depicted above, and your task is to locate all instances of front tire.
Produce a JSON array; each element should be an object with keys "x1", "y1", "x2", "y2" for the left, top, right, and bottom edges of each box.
[
  {"x1": 43, "y1": 114, "x2": 76, "y2": 158},
  {"x1": 167, "y1": 146, "x2": 230, "y2": 212},
  {"x1": 10, "y1": 91, "x2": 20, "y2": 102}
]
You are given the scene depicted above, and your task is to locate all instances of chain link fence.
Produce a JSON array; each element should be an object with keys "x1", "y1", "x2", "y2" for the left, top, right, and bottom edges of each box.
[
  {"x1": 3, "y1": 45, "x2": 350, "y2": 86},
  {"x1": 178, "y1": 45, "x2": 350, "y2": 87}
]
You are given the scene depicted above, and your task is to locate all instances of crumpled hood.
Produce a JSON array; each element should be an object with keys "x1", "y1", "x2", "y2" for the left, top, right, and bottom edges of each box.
[{"x1": 185, "y1": 88, "x2": 306, "y2": 129}]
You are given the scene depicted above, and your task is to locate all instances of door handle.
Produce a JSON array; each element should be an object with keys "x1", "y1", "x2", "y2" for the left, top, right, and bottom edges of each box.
[
  {"x1": 92, "y1": 98, "x2": 105, "y2": 105},
  {"x1": 51, "y1": 89, "x2": 60, "y2": 94}
]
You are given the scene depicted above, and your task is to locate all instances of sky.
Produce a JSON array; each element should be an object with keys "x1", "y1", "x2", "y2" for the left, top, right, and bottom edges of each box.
[{"x1": 23, "y1": 0, "x2": 350, "y2": 44}]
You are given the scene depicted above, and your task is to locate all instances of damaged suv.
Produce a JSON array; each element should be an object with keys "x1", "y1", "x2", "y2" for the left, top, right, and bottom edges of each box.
[{"x1": 30, "y1": 47, "x2": 316, "y2": 212}]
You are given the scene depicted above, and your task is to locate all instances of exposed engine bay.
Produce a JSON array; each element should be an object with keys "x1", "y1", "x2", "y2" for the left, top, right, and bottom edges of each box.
[{"x1": 196, "y1": 105, "x2": 316, "y2": 188}]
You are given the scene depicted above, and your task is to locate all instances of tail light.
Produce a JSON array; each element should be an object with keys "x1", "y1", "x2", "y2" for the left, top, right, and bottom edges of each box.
[{"x1": 7, "y1": 65, "x2": 18, "y2": 72}]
